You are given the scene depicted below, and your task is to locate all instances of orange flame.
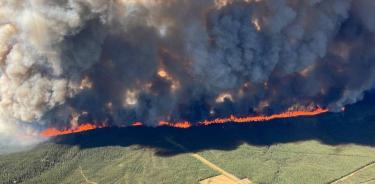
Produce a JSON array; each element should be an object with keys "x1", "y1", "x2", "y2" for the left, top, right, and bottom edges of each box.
[
  {"x1": 159, "y1": 121, "x2": 192, "y2": 128},
  {"x1": 157, "y1": 107, "x2": 328, "y2": 128},
  {"x1": 200, "y1": 107, "x2": 329, "y2": 126},
  {"x1": 41, "y1": 123, "x2": 103, "y2": 137},
  {"x1": 41, "y1": 107, "x2": 329, "y2": 137},
  {"x1": 132, "y1": 122, "x2": 143, "y2": 126}
]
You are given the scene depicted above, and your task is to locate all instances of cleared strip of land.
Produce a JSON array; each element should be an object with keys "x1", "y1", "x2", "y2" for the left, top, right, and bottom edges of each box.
[
  {"x1": 79, "y1": 166, "x2": 98, "y2": 184},
  {"x1": 164, "y1": 137, "x2": 251, "y2": 184},
  {"x1": 330, "y1": 161, "x2": 375, "y2": 184}
]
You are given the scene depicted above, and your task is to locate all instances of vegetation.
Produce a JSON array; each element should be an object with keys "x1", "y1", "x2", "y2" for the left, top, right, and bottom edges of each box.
[
  {"x1": 1, "y1": 95, "x2": 375, "y2": 184},
  {"x1": 0, "y1": 143, "x2": 216, "y2": 184},
  {"x1": 1, "y1": 137, "x2": 375, "y2": 184}
]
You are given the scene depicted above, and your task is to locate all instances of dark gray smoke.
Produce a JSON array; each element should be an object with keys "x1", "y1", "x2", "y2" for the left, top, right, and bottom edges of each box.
[{"x1": 1, "y1": 0, "x2": 375, "y2": 147}]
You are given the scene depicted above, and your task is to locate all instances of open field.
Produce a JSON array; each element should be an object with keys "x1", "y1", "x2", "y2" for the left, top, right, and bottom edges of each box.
[{"x1": 1, "y1": 96, "x2": 375, "y2": 184}]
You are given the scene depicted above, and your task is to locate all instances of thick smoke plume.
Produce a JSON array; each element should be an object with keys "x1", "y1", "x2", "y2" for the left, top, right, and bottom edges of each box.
[{"x1": 1, "y1": 0, "x2": 375, "y2": 147}]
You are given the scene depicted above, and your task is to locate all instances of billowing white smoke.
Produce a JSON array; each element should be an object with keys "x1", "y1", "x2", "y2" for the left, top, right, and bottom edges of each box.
[
  {"x1": 1, "y1": 0, "x2": 375, "y2": 149},
  {"x1": 0, "y1": 0, "x2": 110, "y2": 150}
]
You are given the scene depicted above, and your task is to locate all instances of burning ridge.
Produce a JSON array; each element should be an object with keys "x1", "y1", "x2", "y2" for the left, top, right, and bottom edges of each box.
[{"x1": 41, "y1": 107, "x2": 328, "y2": 137}]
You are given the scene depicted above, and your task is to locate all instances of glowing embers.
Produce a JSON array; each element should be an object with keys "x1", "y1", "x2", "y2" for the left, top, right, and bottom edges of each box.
[
  {"x1": 157, "y1": 68, "x2": 180, "y2": 93},
  {"x1": 251, "y1": 18, "x2": 262, "y2": 31},
  {"x1": 215, "y1": 92, "x2": 233, "y2": 103},
  {"x1": 159, "y1": 121, "x2": 192, "y2": 128},
  {"x1": 158, "y1": 69, "x2": 168, "y2": 78},
  {"x1": 41, "y1": 123, "x2": 104, "y2": 137},
  {"x1": 123, "y1": 90, "x2": 138, "y2": 107},
  {"x1": 132, "y1": 122, "x2": 143, "y2": 126}
]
